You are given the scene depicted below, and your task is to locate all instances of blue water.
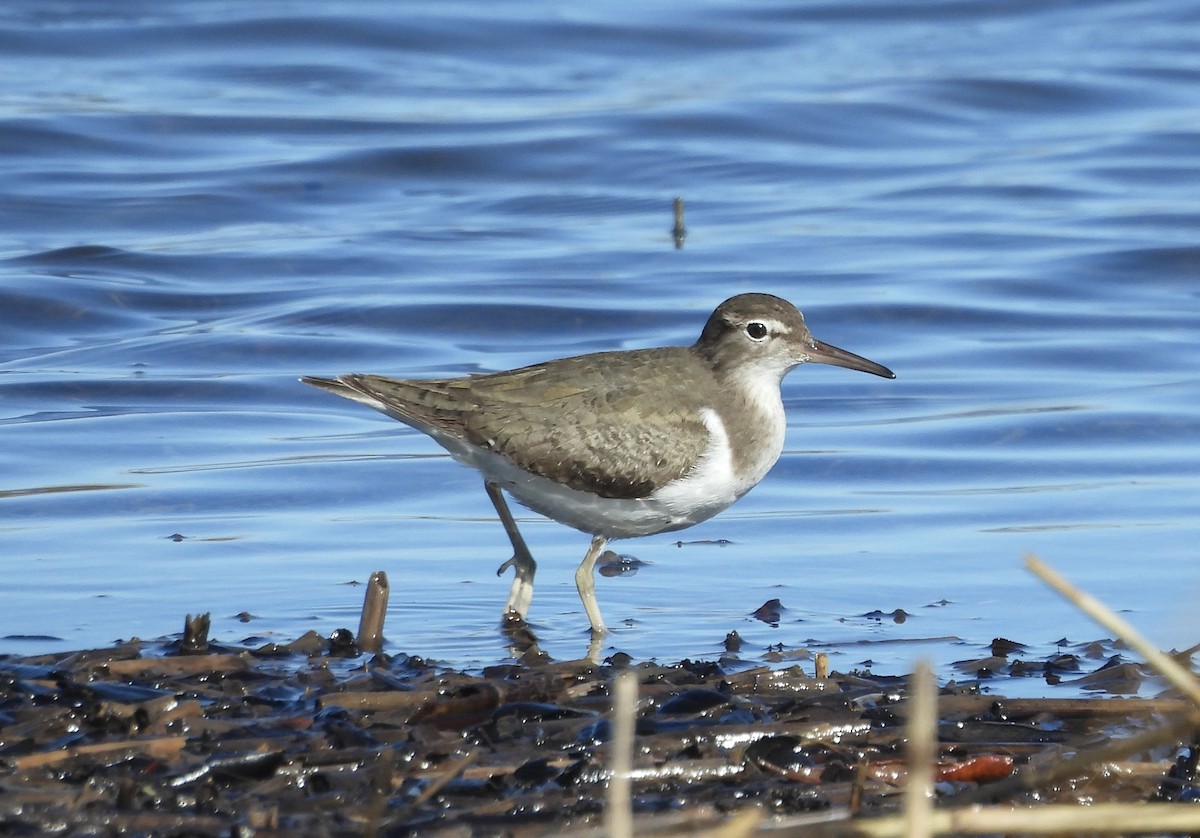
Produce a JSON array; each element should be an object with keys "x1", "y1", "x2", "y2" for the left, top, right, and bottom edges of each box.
[{"x1": 3, "y1": 1, "x2": 1198, "y2": 691}]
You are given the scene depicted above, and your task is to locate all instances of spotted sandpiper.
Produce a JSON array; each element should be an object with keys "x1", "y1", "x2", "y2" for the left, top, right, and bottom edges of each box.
[{"x1": 303, "y1": 293, "x2": 894, "y2": 635}]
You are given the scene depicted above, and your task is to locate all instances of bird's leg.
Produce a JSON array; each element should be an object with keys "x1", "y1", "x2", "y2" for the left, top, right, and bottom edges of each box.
[
  {"x1": 575, "y1": 535, "x2": 610, "y2": 636},
  {"x1": 485, "y1": 481, "x2": 536, "y2": 619}
]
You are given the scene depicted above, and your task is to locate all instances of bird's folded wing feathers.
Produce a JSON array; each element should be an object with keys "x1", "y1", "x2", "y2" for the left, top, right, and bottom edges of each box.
[{"x1": 320, "y1": 350, "x2": 715, "y2": 500}]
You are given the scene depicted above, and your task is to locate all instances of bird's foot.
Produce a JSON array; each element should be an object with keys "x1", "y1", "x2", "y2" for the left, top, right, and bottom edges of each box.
[
  {"x1": 505, "y1": 576, "x2": 534, "y2": 618},
  {"x1": 574, "y1": 535, "x2": 610, "y2": 636},
  {"x1": 495, "y1": 549, "x2": 536, "y2": 618}
]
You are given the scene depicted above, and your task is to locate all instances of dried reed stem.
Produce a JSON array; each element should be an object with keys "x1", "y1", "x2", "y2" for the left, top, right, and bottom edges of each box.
[
  {"x1": 903, "y1": 660, "x2": 936, "y2": 838},
  {"x1": 606, "y1": 670, "x2": 637, "y2": 838},
  {"x1": 1025, "y1": 554, "x2": 1200, "y2": 705}
]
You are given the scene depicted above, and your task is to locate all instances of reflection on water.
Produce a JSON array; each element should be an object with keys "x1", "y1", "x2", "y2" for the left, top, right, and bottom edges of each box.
[{"x1": 1, "y1": 0, "x2": 1198, "y2": 688}]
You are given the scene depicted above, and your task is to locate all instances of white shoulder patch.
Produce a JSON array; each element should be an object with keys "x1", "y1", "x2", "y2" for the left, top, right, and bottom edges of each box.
[{"x1": 652, "y1": 408, "x2": 740, "y2": 525}]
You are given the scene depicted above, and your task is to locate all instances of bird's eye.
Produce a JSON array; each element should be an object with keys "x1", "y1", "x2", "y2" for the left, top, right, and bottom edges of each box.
[{"x1": 745, "y1": 321, "x2": 768, "y2": 341}]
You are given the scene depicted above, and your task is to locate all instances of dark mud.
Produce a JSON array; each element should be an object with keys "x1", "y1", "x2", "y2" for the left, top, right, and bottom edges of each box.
[{"x1": 1, "y1": 626, "x2": 1197, "y2": 836}]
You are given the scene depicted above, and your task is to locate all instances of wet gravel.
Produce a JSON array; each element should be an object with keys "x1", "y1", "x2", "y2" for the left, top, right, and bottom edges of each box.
[{"x1": 1, "y1": 626, "x2": 1197, "y2": 836}]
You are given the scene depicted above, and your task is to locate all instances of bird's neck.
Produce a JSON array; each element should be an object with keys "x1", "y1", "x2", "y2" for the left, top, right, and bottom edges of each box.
[{"x1": 715, "y1": 364, "x2": 788, "y2": 490}]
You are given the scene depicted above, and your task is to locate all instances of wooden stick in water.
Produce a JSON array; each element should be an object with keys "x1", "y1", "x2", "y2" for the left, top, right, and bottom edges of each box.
[{"x1": 357, "y1": 571, "x2": 389, "y2": 654}]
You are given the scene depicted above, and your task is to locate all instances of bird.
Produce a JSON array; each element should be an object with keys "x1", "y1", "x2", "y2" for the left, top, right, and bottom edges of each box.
[{"x1": 302, "y1": 293, "x2": 894, "y2": 635}]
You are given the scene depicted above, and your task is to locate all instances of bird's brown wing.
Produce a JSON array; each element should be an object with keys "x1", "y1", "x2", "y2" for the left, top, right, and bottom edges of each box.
[{"x1": 305, "y1": 347, "x2": 715, "y2": 500}]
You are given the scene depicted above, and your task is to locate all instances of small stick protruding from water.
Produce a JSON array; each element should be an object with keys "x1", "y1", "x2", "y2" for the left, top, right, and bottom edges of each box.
[
  {"x1": 815, "y1": 651, "x2": 829, "y2": 679},
  {"x1": 357, "y1": 571, "x2": 390, "y2": 654},
  {"x1": 672, "y1": 196, "x2": 686, "y2": 249},
  {"x1": 180, "y1": 613, "x2": 210, "y2": 655},
  {"x1": 848, "y1": 758, "x2": 869, "y2": 816}
]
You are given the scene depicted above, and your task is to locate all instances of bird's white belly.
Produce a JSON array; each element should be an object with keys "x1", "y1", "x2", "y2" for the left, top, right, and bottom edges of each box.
[
  {"x1": 428, "y1": 406, "x2": 778, "y2": 540},
  {"x1": 447, "y1": 443, "x2": 715, "y2": 538},
  {"x1": 505, "y1": 468, "x2": 716, "y2": 539}
]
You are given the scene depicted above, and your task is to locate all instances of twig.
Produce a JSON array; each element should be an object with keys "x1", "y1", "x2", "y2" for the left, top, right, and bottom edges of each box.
[
  {"x1": 13, "y1": 736, "x2": 187, "y2": 770},
  {"x1": 180, "y1": 613, "x2": 210, "y2": 654},
  {"x1": 318, "y1": 690, "x2": 434, "y2": 712},
  {"x1": 401, "y1": 748, "x2": 477, "y2": 813},
  {"x1": 903, "y1": 660, "x2": 935, "y2": 838},
  {"x1": 362, "y1": 747, "x2": 394, "y2": 838},
  {"x1": 607, "y1": 670, "x2": 637, "y2": 838},
  {"x1": 850, "y1": 802, "x2": 1200, "y2": 835},
  {"x1": 1025, "y1": 554, "x2": 1200, "y2": 706},
  {"x1": 100, "y1": 655, "x2": 248, "y2": 678},
  {"x1": 357, "y1": 571, "x2": 390, "y2": 654}
]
